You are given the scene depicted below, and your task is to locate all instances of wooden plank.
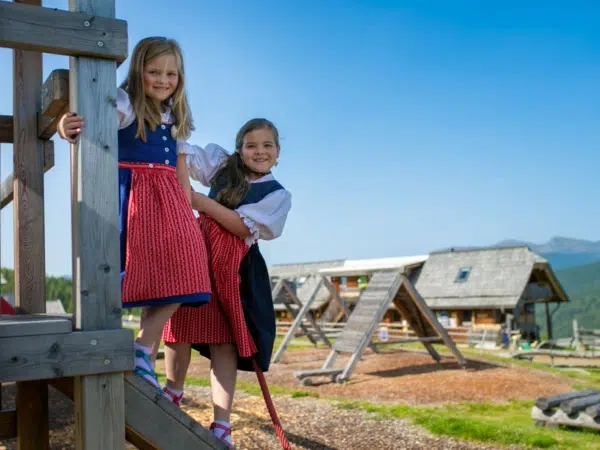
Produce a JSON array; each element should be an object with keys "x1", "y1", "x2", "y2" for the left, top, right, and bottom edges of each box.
[
  {"x1": 561, "y1": 394, "x2": 600, "y2": 415},
  {"x1": 124, "y1": 373, "x2": 227, "y2": 449},
  {"x1": 0, "y1": 409, "x2": 17, "y2": 439},
  {"x1": 0, "y1": 2, "x2": 128, "y2": 63},
  {"x1": 39, "y1": 69, "x2": 70, "y2": 139},
  {"x1": 0, "y1": 328, "x2": 134, "y2": 383},
  {"x1": 12, "y1": 3, "x2": 49, "y2": 447},
  {"x1": 17, "y1": 379, "x2": 48, "y2": 450},
  {"x1": 50, "y1": 376, "x2": 225, "y2": 450},
  {"x1": 0, "y1": 314, "x2": 72, "y2": 338},
  {"x1": 41, "y1": 69, "x2": 70, "y2": 117},
  {"x1": 0, "y1": 115, "x2": 12, "y2": 143},
  {"x1": 69, "y1": 0, "x2": 127, "y2": 447},
  {"x1": 0, "y1": 140, "x2": 55, "y2": 210}
]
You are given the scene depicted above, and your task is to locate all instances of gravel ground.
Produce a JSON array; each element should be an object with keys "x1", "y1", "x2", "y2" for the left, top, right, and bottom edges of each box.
[{"x1": 0, "y1": 383, "x2": 510, "y2": 450}]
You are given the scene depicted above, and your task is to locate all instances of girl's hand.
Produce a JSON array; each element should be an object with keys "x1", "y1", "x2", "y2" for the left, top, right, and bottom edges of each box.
[
  {"x1": 191, "y1": 192, "x2": 209, "y2": 212},
  {"x1": 57, "y1": 112, "x2": 84, "y2": 143}
]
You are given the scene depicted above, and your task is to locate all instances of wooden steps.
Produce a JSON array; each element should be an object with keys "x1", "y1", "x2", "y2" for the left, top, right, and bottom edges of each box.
[{"x1": 1, "y1": 314, "x2": 227, "y2": 449}]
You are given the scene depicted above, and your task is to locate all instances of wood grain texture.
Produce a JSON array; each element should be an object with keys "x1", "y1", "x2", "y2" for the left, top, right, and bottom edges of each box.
[
  {"x1": 0, "y1": 328, "x2": 134, "y2": 383},
  {"x1": 12, "y1": 2, "x2": 49, "y2": 447},
  {"x1": 0, "y1": 409, "x2": 17, "y2": 439},
  {"x1": 1, "y1": 140, "x2": 54, "y2": 210},
  {"x1": 0, "y1": 116, "x2": 12, "y2": 143},
  {"x1": 68, "y1": 0, "x2": 126, "y2": 447},
  {"x1": 0, "y1": 2, "x2": 128, "y2": 62},
  {"x1": 0, "y1": 314, "x2": 72, "y2": 338}
]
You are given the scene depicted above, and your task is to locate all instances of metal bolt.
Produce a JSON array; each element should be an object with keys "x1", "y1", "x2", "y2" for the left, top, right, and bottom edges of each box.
[
  {"x1": 91, "y1": 339, "x2": 97, "y2": 345},
  {"x1": 104, "y1": 359, "x2": 110, "y2": 365},
  {"x1": 84, "y1": 20, "x2": 90, "y2": 27},
  {"x1": 97, "y1": 41, "x2": 104, "y2": 48}
]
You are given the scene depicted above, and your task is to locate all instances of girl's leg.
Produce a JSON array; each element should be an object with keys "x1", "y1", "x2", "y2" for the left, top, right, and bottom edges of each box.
[
  {"x1": 209, "y1": 343, "x2": 238, "y2": 446},
  {"x1": 134, "y1": 303, "x2": 180, "y2": 389},
  {"x1": 163, "y1": 342, "x2": 192, "y2": 404}
]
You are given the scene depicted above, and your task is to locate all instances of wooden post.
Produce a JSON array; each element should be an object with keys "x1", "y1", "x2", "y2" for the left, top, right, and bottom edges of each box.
[
  {"x1": 68, "y1": 0, "x2": 124, "y2": 448},
  {"x1": 545, "y1": 302, "x2": 553, "y2": 340},
  {"x1": 12, "y1": 1, "x2": 49, "y2": 448}
]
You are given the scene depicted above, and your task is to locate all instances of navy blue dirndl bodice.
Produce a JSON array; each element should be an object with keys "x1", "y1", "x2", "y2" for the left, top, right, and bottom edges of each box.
[{"x1": 193, "y1": 176, "x2": 285, "y2": 372}]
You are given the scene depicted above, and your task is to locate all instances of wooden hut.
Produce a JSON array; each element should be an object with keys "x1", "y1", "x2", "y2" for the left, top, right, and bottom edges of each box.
[{"x1": 413, "y1": 246, "x2": 569, "y2": 341}]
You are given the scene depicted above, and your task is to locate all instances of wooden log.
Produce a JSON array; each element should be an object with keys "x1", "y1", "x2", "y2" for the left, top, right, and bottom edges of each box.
[
  {"x1": 585, "y1": 402, "x2": 600, "y2": 419},
  {"x1": 0, "y1": 115, "x2": 12, "y2": 143},
  {"x1": 0, "y1": 328, "x2": 134, "y2": 383},
  {"x1": 12, "y1": 2, "x2": 49, "y2": 446},
  {"x1": 68, "y1": 0, "x2": 128, "y2": 447},
  {"x1": 0, "y1": 2, "x2": 128, "y2": 63},
  {"x1": 0, "y1": 409, "x2": 17, "y2": 439},
  {"x1": 561, "y1": 393, "x2": 600, "y2": 415},
  {"x1": 0, "y1": 140, "x2": 54, "y2": 210},
  {"x1": 535, "y1": 390, "x2": 598, "y2": 410}
]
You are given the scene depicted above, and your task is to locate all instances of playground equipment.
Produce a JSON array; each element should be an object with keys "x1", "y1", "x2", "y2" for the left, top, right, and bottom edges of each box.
[
  {"x1": 294, "y1": 270, "x2": 466, "y2": 385},
  {"x1": 0, "y1": 1, "x2": 224, "y2": 448},
  {"x1": 533, "y1": 390, "x2": 600, "y2": 431}
]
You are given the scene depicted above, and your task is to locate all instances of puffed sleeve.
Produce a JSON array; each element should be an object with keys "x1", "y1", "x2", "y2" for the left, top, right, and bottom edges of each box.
[
  {"x1": 183, "y1": 143, "x2": 229, "y2": 187},
  {"x1": 236, "y1": 189, "x2": 292, "y2": 245},
  {"x1": 116, "y1": 88, "x2": 135, "y2": 129}
]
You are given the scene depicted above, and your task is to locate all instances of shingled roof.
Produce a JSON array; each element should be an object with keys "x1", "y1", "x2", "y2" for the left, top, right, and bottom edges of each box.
[{"x1": 414, "y1": 246, "x2": 568, "y2": 309}]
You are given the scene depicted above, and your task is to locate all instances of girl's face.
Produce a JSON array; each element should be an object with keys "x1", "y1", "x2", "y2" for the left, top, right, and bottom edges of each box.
[
  {"x1": 143, "y1": 54, "x2": 179, "y2": 103},
  {"x1": 240, "y1": 127, "x2": 280, "y2": 176}
]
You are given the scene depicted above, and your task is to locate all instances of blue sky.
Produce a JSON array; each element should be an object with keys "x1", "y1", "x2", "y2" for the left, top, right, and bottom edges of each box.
[{"x1": 1, "y1": 0, "x2": 599, "y2": 276}]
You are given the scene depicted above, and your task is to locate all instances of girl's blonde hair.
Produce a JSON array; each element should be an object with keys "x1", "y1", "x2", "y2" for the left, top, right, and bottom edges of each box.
[{"x1": 120, "y1": 36, "x2": 194, "y2": 141}]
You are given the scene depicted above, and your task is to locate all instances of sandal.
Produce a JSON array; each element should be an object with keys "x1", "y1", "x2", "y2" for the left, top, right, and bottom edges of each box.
[
  {"x1": 210, "y1": 422, "x2": 235, "y2": 449},
  {"x1": 163, "y1": 386, "x2": 183, "y2": 406},
  {"x1": 134, "y1": 349, "x2": 163, "y2": 394}
]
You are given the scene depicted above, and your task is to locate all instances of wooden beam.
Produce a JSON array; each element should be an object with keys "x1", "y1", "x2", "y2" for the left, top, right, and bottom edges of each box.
[
  {"x1": 0, "y1": 115, "x2": 12, "y2": 143},
  {"x1": 1, "y1": 69, "x2": 71, "y2": 142},
  {"x1": 39, "y1": 69, "x2": 70, "y2": 139},
  {"x1": 0, "y1": 409, "x2": 17, "y2": 439},
  {"x1": 0, "y1": 2, "x2": 128, "y2": 63},
  {"x1": 13, "y1": 2, "x2": 49, "y2": 446},
  {"x1": 69, "y1": 0, "x2": 127, "y2": 447},
  {"x1": 0, "y1": 140, "x2": 54, "y2": 210},
  {"x1": 0, "y1": 328, "x2": 134, "y2": 383}
]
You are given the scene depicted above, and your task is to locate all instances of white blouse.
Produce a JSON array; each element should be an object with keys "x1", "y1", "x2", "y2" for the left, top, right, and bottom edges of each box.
[
  {"x1": 116, "y1": 88, "x2": 190, "y2": 154},
  {"x1": 184, "y1": 143, "x2": 292, "y2": 246}
]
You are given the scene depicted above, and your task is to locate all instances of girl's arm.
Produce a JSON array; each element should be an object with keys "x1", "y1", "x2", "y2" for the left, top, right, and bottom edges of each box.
[
  {"x1": 192, "y1": 192, "x2": 251, "y2": 238},
  {"x1": 176, "y1": 154, "x2": 192, "y2": 204}
]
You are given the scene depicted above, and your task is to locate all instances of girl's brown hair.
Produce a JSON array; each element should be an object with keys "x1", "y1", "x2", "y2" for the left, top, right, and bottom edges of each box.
[
  {"x1": 213, "y1": 118, "x2": 280, "y2": 208},
  {"x1": 120, "y1": 36, "x2": 194, "y2": 142}
]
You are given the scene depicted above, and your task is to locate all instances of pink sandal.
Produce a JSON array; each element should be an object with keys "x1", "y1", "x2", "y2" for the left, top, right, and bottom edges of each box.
[
  {"x1": 162, "y1": 386, "x2": 183, "y2": 407},
  {"x1": 209, "y1": 422, "x2": 235, "y2": 449}
]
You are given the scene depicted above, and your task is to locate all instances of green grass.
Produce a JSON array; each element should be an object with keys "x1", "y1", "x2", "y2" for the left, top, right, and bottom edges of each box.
[{"x1": 158, "y1": 372, "x2": 600, "y2": 450}]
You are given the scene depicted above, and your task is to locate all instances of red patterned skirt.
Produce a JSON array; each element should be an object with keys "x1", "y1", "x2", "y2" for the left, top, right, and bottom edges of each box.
[
  {"x1": 119, "y1": 162, "x2": 211, "y2": 307},
  {"x1": 163, "y1": 214, "x2": 258, "y2": 360}
]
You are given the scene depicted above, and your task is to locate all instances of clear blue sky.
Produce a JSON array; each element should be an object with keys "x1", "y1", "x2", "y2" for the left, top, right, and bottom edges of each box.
[{"x1": 1, "y1": 0, "x2": 599, "y2": 276}]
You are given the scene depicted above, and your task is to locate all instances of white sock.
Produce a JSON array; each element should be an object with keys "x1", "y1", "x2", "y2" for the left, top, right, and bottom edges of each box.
[
  {"x1": 212, "y1": 420, "x2": 233, "y2": 445},
  {"x1": 165, "y1": 386, "x2": 183, "y2": 397}
]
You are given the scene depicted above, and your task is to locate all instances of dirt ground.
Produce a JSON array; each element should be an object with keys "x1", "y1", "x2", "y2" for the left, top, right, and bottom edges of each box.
[
  {"x1": 0, "y1": 348, "x2": 575, "y2": 449},
  {"x1": 177, "y1": 347, "x2": 574, "y2": 405}
]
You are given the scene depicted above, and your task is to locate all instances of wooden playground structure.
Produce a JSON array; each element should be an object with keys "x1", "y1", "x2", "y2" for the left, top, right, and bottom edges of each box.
[
  {"x1": 0, "y1": 1, "x2": 224, "y2": 448},
  {"x1": 288, "y1": 270, "x2": 466, "y2": 385}
]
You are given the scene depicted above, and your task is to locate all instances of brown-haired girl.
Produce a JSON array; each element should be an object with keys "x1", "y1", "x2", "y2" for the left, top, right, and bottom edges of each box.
[
  {"x1": 162, "y1": 118, "x2": 292, "y2": 448},
  {"x1": 57, "y1": 37, "x2": 212, "y2": 394}
]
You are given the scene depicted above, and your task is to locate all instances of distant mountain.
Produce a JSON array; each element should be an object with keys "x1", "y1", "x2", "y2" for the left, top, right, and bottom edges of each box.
[
  {"x1": 495, "y1": 236, "x2": 600, "y2": 270},
  {"x1": 495, "y1": 236, "x2": 600, "y2": 254},
  {"x1": 536, "y1": 260, "x2": 600, "y2": 338}
]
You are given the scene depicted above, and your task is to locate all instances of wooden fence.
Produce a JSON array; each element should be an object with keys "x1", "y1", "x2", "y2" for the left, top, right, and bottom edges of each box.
[{"x1": 275, "y1": 321, "x2": 501, "y2": 347}]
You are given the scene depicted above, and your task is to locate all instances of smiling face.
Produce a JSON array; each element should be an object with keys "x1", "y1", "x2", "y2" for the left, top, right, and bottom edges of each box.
[
  {"x1": 239, "y1": 127, "x2": 280, "y2": 177},
  {"x1": 143, "y1": 53, "x2": 179, "y2": 103}
]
